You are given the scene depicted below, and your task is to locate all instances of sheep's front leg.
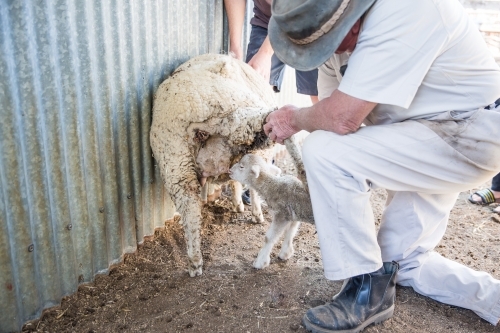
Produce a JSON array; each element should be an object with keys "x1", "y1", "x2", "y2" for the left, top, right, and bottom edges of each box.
[
  {"x1": 200, "y1": 181, "x2": 209, "y2": 204},
  {"x1": 278, "y1": 221, "x2": 300, "y2": 260},
  {"x1": 177, "y1": 194, "x2": 204, "y2": 277},
  {"x1": 229, "y1": 180, "x2": 244, "y2": 213},
  {"x1": 254, "y1": 215, "x2": 288, "y2": 269},
  {"x1": 250, "y1": 189, "x2": 264, "y2": 223}
]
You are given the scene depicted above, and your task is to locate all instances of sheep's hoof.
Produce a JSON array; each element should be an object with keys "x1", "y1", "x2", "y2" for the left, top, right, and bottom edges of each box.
[
  {"x1": 188, "y1": 260, "x2": 203, "y2": 277},
  {"x1": 188, "y1": 265, "x2": 203, "y2": 277}
]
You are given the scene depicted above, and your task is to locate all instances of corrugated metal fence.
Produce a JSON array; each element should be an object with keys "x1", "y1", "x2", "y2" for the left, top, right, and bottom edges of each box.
[
  {"x1": 3, "y1": 1, "x2": 498, "y2": 331},
  {"x1": 0, "y1": 1, "x2": 225, "y2": 331}
]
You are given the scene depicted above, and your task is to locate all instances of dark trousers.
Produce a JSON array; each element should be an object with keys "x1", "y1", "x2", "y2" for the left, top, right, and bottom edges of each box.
[
  {"x1": 245, "y1": 25, "x2": 318, "y2": 96},
  {"x1": 492, "y1": 173, "x2": 500, "y2": 192}
]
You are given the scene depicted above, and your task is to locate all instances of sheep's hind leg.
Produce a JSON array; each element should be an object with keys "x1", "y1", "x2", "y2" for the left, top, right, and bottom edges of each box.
[
  {"x1": 250, "y1": 189, "x2": 264, "y2": 223},
  {"x1": 177, "y1": 195, "x2": 204, "y2": 277},
  {"x1": 254, "y1": 215, "x2": 288, "y2": 269},
  {"x1": 278, "y1": 221, "x2": 300, "y2": 260}
]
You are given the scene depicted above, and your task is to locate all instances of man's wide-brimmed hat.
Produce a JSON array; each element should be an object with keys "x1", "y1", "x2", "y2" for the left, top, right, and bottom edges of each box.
[{"x1": 269, "y1": 0, "x2": 376, "y2": 71}]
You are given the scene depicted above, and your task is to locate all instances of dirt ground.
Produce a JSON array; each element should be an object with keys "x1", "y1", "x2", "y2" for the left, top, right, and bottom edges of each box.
[{"x1": 22, "y1": 155, "x2": 500, "y2": 333}]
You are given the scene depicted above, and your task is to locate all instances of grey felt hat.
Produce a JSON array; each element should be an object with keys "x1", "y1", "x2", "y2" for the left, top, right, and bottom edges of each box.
[{"x1": 269, "y1": 0, "x2": 377, "y2": 71}]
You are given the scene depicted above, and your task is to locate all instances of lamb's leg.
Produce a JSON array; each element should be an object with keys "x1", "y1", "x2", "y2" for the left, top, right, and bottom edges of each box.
[
  {"x1": 177, "y1": 196, "x2": 204, "y2": 277},
  {"x1": 229, "y1": 180, "x2": 244, "y2": 213},
  {"x1": 278, "y1": 221, "x2": 300, "y2": 260},
  {"x1": 254, "y1": 215, "x2": 288, "y2": 269},
  {"x1": 250, "y1": 189, "x2": 264, "y2": 223}
]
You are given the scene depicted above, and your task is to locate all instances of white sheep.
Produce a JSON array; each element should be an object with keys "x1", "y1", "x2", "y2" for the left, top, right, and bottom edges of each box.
[
  {"x1": 229, "y1": 138, "x2": 314, "y2": 269},
  {"x1": 150, "y1": 53, "x2": 277, "y2": 277}
]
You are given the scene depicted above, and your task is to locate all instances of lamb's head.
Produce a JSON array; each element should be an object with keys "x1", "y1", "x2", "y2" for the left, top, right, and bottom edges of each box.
[{"x1": 229, "y1": 154, "x2": 281, "y2": 185}]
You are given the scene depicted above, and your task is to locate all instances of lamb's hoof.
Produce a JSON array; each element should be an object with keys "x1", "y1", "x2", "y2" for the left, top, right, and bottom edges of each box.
[
  {"x1": 253, "y1": 256, "x2": 270, "y2": 269},
  {"x1": 278, "y1": 247, "x2": 294, "y2": 261},
  {"x1": 188, "y1": 261, "x2": 203, "y2": 277},
  {"x1": 233, "y1": 202, "x2": 244, "y2": 213},
  {"x1": 252, "y1": 214, "x2": 264, "y2": 224}
]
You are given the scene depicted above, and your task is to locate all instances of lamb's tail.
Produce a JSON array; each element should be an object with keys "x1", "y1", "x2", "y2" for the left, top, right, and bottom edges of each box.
[{"x1": 284, "y1": 136, "x2": 308, "y2": 193}]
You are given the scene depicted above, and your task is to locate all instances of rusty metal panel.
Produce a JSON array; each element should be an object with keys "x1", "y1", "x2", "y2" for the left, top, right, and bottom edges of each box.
[{"x1": 0, "y1": 0, "x2": 225, "y2": 331}]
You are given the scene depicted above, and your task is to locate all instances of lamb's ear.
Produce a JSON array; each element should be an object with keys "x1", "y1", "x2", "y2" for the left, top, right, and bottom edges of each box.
[
  {"x1": 251, "y1": 165, "x2": 261, "y2": 178},
  {"x1": 269, "y1": 165, "x2": 282, "y2": 177}
]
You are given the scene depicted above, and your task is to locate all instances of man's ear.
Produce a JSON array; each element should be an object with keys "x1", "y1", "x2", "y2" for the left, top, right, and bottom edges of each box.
[
  {"x1": 251, "y1": 165, "x2": 261, "y2": 178},
  {"x1": 352, "y1": 19, "x2": 361, "y2": 34}
]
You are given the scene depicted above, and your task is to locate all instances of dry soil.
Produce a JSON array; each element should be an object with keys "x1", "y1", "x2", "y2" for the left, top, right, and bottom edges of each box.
[{"x1": 22, "y1": 156, "x2": 500, "y2": 333}]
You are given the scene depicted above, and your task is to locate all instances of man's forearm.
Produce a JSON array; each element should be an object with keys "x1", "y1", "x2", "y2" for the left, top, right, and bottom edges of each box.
[
  {"x1": 258, "y1": 36, "x2": 274, "y2": 56},
  {"x1": 224, "y1": 0, "x2": 247, "y2": 58},
  {"x1": 294, "y1": 89, "x2": 376, "y2": 135}
]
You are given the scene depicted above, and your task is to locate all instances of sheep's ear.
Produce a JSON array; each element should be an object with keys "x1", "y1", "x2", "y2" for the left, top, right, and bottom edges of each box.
[
  {"x1": 269, "y1": 165, "x2": 281, "y2": 177},
  {"x1": 251, "y1": 165, "x2": 261, "y2": 178}
]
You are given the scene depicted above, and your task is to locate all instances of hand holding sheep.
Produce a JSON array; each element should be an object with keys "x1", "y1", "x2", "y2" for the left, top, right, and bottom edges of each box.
[{"x1": 264, "y1": 104, "x2": 301, "y2": 144}]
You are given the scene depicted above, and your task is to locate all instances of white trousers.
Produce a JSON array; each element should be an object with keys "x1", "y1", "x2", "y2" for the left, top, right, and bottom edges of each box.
[{"x1": 301, "y1": 108, "x2": 500, "y2": 325}]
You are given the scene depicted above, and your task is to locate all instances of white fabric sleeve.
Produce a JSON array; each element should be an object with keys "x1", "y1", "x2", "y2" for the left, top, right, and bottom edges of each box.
[
  {"x1": 338, "y1": 0, "x2": 449, "y2": 108},
  {"x1": 317, "y1": 58, "x2": 341, "y2": 101}
]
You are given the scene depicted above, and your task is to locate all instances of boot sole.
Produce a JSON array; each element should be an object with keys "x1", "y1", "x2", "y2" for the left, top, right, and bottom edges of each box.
[{"x1": 302, "y1": 305, "x2": 394, "y2": 333}]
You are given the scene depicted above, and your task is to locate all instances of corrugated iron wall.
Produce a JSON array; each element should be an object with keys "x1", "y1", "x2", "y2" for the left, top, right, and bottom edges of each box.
[{"x1": 0, "y1": 0, "x2": 225, "y2": 332}]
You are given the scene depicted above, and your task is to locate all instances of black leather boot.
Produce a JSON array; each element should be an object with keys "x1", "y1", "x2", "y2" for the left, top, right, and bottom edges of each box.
[{"x1": 303, "y1": 261, "x2": 399, "y2": 333}]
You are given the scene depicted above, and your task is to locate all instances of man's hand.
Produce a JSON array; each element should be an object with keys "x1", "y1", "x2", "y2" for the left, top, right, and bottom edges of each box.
[
  {"x1": 263, "y1": 105, "x2": 301, "y2": 144},
  {"x1": 248, "y1": 50, "x2": 272, "y2": 82},
  {"x1": 248, "y1": 36, "x2": 274, "y2": 82}
]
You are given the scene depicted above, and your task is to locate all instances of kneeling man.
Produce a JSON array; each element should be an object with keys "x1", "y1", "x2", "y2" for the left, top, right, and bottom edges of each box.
[{"x1": 264, "y1": 0, "x2": 500, "y2": 331}]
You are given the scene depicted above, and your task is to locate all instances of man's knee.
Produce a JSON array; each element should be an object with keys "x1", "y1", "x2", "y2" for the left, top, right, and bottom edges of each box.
[
  {"x1": 302, "y1": 131, "x2": 342, "y2": 168},
  {"x1": 302, "y1": 131, "x2": 325, "y2": 168}
]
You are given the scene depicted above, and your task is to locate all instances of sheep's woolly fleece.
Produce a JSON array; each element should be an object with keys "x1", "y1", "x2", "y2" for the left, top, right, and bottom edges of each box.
[
  {"x1": 149, "y1": 53, "x2": 277, "y2": 276},
  {"x1": 150, "y1": 53, "x2": 277, "y2": 194}
]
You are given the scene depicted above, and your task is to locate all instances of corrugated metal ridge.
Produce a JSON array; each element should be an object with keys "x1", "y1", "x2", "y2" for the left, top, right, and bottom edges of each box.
[{"x1": 0, "y1": 0, "x2": 224, "y2": 331}]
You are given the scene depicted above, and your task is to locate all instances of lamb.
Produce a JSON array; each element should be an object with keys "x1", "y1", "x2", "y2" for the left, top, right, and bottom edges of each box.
[
  {"x1": 150, "y1": 53, "x2": 277, "y2": 277},
  {"x1": 195, "y1": 135, "x2": 269, "y2": 223},
  {"x1": 229, "y1": 138, "x2": 315, "y2": 269}
]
